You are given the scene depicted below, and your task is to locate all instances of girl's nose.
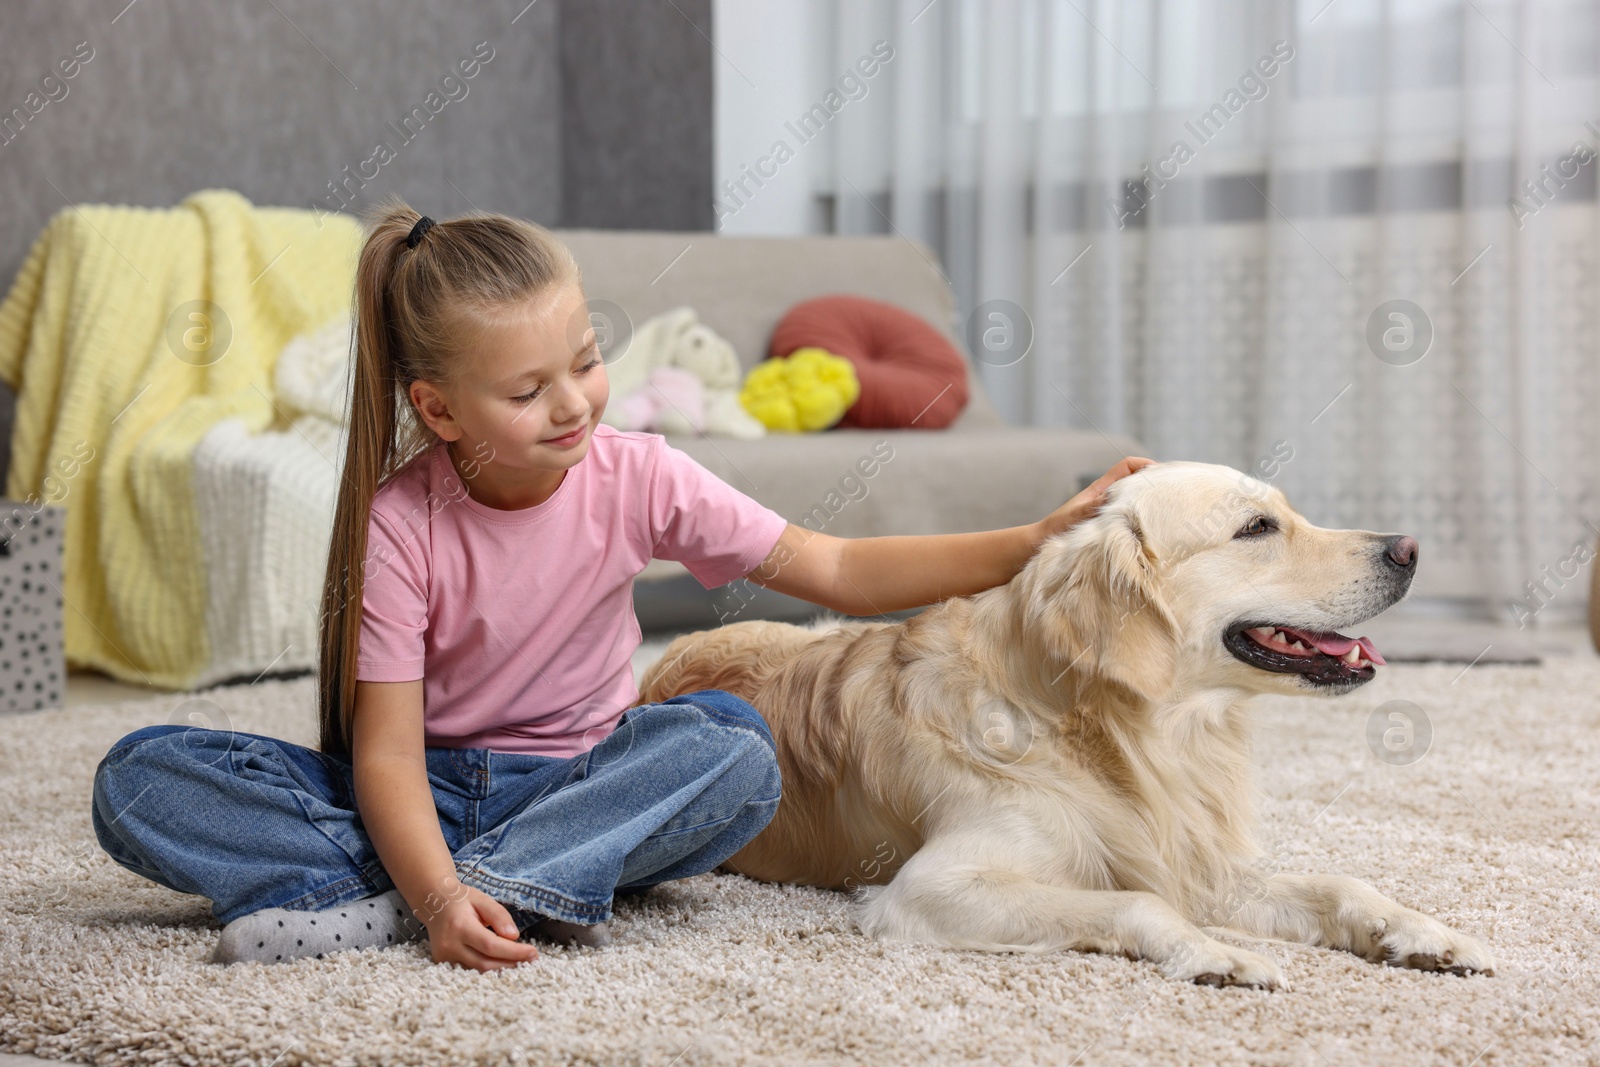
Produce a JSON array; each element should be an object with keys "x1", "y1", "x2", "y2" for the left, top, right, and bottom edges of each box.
[{"x1": 552, "y1": 380, "x2": 589, "y2": 422}]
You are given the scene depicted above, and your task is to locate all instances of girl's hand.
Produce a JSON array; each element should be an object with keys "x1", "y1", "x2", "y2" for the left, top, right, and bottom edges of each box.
[
  {"x1": 424, "y1": 884, "x2": 542, "y2": 972},
  {"x1": 1036, "y1": 456, "x2": 1156, "y2": 542}
]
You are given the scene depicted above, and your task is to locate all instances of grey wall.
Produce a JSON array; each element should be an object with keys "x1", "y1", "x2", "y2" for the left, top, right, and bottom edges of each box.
[
  {"x1": 0, "y1": 0, "x2": 712, "y2": 485},
  {"x1": 560, "y1": 0, "x2": 714, "y2": 229}
]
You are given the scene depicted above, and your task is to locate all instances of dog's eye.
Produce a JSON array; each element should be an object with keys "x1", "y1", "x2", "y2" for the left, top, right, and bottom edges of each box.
[{"x1": 1235, "y1": 516, "x2": 1276, "y2": 539}]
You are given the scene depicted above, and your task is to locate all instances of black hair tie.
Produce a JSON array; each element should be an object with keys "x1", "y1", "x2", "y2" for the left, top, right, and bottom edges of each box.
[{"x1": 406, "y1": 215, "x2": 436, "y2": 249}]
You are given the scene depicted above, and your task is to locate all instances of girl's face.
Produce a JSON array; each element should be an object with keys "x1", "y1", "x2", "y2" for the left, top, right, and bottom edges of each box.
[{"x1": 410, "y1": 281, "x2": 609, "y2": 508}]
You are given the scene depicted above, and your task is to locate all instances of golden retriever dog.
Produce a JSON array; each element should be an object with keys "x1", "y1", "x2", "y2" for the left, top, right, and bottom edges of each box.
[{"x1": 638, "y1": 461, "x2": 1494, "y2": 989}]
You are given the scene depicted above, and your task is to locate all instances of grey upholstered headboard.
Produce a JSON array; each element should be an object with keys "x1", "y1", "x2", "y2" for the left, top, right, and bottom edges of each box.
[{"x1": 0, "y1": 0, "x2": 713, "y2": 490}]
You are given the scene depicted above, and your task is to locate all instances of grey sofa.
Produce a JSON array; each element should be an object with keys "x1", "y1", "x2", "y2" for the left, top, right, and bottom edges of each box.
[{"x1": 553, "y1": 229, "x2": 1146, "y2": 630}]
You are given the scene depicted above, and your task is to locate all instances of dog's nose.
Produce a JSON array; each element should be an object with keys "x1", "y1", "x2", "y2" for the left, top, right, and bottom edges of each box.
[{"x1": 1385, "y1": 535, "x2": 1418, "y2": 570}]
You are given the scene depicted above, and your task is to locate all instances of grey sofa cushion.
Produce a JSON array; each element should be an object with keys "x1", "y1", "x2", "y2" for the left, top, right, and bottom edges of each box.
[
  {"x1": 550, "y1": 228, "x2": 1145, "y2": 585},
  {"x1": 652, "y1": 425, "x2": 1142, "y2": 581}
]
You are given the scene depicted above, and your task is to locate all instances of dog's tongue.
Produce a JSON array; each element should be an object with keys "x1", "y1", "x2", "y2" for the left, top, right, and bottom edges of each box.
[{"x1": 1283, "y1": 627, "x2": 1387, "y2": 666}]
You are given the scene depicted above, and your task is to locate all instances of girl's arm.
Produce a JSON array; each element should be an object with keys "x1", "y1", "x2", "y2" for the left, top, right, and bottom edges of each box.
[
  {"x1": 351, "y1": 679, "x2": 541, "y2": 971},
  {"x1": 748, "y1": 456, "x2": 1155, "y2": 615}
]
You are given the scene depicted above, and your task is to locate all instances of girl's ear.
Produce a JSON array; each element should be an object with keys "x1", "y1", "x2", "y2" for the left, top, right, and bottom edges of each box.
[{"x1": 1022, "y1": 510, "x2": 1179, "y2": 703}]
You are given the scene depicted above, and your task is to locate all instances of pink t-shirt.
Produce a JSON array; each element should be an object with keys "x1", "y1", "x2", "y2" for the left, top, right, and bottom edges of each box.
[{"x1": 354, "y1": 424, "x2": 788, "y2": 756}]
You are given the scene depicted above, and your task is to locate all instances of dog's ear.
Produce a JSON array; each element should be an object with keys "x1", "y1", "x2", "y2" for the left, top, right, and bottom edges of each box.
[{"x1": 1022, "y1": 507, "x2": 1179, "y2": 703}]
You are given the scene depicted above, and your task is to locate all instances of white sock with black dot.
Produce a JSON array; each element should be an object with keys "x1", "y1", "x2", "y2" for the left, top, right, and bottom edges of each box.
[{"x1": 210, "y1": 888, "x2": 427, "y2": 964}]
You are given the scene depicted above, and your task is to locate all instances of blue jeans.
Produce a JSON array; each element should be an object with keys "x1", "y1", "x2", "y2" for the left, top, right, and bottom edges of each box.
[{"x1": 90, "y1": 690, "x2": 781, "y2": 926}]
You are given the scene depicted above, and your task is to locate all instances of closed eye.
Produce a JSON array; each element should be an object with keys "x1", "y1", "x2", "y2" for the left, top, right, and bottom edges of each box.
[
  {"x1": 512, "y1": 355, "x2": 602, "y2": 404},
  {"x1": 1234, "y1": 515, "x2": 1277, "y2": 539}
]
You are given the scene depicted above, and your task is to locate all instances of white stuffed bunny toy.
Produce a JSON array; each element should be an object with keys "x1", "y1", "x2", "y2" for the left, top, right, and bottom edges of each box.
[{"x1": 599, "y1": 307, "x2": 766, "y2": 439}]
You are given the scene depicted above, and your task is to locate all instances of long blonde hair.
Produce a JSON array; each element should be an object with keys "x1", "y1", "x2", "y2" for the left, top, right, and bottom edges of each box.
[{"x1": 317, "y1": 196, "x2": 582, "y2": 758}]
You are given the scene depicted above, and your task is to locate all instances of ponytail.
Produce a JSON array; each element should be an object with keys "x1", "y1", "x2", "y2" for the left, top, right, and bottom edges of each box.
[{"x1": 316, "y1": 196, "x2": 581, "y2": 757}]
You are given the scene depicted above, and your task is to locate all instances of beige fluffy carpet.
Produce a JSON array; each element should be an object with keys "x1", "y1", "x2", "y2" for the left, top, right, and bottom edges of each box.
[{"x1": 3, "y1": 654, "x2": 1598, "y2": 1067}]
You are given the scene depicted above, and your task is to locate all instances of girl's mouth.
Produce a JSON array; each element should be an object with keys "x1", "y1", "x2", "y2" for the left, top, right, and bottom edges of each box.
[{"x1": 543, "y1": 424, "x2": 586, "y2": 447}]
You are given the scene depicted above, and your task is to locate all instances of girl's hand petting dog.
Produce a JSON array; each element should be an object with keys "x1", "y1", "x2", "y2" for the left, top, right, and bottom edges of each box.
[{"x1": 1037, "y1": 456, "x2": 1156, "y2": 542}]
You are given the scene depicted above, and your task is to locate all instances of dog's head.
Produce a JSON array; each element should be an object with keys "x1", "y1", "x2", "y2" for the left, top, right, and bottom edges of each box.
[{"x1": 1022, "y1": 461, "x2": 1414, "y2": 702}]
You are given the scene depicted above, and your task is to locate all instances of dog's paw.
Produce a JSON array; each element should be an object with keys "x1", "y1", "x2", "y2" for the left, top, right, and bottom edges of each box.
[
  {"x1": 1360, "y1": 911, "x2": 1495, "y2": 977},
  {"x1": 1160, "y1": 938, "x2": 1286, "y2": 991}
]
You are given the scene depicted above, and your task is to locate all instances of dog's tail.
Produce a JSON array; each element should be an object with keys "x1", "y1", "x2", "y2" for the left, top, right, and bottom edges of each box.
[{"x1": 639, "y1": 620, "x2": 826, "y2": 704}]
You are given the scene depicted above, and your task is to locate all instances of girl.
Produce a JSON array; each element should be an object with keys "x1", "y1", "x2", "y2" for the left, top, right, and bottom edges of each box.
[{"x1": 91, "y1": 200, "x2": 1151, "y2": 972}]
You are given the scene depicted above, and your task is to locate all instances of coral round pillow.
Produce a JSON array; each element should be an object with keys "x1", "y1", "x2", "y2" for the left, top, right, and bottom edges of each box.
[{"x1": 767, "y1": 295, "x2": 970, "y2": 429}]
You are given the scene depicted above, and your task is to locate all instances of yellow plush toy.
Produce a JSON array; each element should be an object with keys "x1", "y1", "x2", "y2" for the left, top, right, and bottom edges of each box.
[{"x1": 738, "y1": 347, "x2": 861, "y2": 432}]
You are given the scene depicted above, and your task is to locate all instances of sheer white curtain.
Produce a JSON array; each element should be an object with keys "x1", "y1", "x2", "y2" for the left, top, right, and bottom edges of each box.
[{"x1": 807, "y1": 0, "x2": 1600, "y2": 619}]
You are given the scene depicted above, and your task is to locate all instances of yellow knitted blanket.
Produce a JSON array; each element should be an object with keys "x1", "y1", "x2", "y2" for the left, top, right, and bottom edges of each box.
[{"x1": 0, "y1": 189, "x2": 362, "y2": 689}]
